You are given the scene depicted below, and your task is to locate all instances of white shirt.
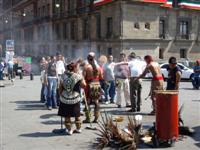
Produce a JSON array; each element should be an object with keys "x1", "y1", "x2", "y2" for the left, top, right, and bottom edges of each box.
[
  {"x1": 103, "y1": 62, "x2": 115, "y2": 81},
  {"x1": 128, "y1": 59, "x2": 146, "y2": 77},
  {"x1": 56, "y1": 60, "x2": 65, "y2": 75}
]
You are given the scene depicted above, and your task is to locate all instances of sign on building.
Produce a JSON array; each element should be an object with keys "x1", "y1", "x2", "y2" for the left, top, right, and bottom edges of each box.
[{"x1": 6, "y1": 40, "x2": 14, "y2": 51}]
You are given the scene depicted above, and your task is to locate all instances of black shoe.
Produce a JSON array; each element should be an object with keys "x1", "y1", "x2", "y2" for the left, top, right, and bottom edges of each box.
[
  {"x1": 117, "y1": 105, "x2": 121, "y2": 108},
  {"x1": 137, "y1": 107, "x2": 141, "y2": 112},
  {"x1": 126, "y1": 105, "x2": 131, "y2": 108},
  {"x1": 127, "y1": 109, "x2": 136, "y2": 112},
  {"x1": 93, "y1": 119, "x2": 98, "y2": 123},
  {"x1": 83, "y1": 119, "x2": 91, "y2": 123},
  {"x1": 110, "y1": 99, "x2": 115, "y2": 104}
]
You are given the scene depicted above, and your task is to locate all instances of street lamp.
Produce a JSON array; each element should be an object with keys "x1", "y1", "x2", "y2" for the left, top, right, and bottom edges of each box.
[
  {"x1": 22, "y1": 13, "x2": 26, "y2": 17},
  {"x1": 55, "y1": 3, "x2": 60, "y2": 8}
]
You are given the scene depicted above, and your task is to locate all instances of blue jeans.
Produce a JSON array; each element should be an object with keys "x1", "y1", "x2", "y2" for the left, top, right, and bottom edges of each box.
[
  {"x1": 0, "y1": 71, "x2": 3, "y2": 80},
  {"x1": 192, "y1": 76, "x2": 200, "y2": 89},
  {"x1": 47, "y1": 78, "x2": 57, "y2": 107},
  {"x1": 40, "y1": 84, "x2": 47, "y2": 103},
  {"x1": 104, "y1": 80, "x2": 116, "y2": 102}
]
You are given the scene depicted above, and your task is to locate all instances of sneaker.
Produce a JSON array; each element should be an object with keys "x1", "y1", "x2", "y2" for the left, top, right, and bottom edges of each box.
[
  {"x1": 52, "y1": 106, "x2": 58, "y2": 109},
  {"x1": 126, "y1": 105, "x2": 131, "y2": 108},
  {"x1": 47, "y1": 106, "x2": 52, "y2": 110},
  {"x1": 105, "y1": 101, "x2": 109, "y2": 105},
  {"x1": 66, "y1": 129, "x2": 73, "y2": 135},
  {"x1": 74, "y1": 129, "x2": 82, "y2": 133}
]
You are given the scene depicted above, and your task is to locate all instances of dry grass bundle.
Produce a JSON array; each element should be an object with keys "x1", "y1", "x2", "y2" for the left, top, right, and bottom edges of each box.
[{"x1": 96, "y1": 113, "x2": 141, "y2": 150}]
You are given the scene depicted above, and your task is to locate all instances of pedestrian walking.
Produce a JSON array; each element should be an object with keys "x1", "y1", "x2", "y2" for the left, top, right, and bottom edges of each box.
[
  {"x1": 166, "y1": 57, "x2": 182, "y2": 90},
  {"x1": 58, "y1": 62, "x2": 86, "y2": 135},
  {"x1": 7, "y1": 59, "x2": 14, "y2": 82}
]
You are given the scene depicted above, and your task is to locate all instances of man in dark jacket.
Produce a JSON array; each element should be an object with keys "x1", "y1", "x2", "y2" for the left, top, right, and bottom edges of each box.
[{"x1": 166, "y1": 57, "x2": 182, "y2": 90}]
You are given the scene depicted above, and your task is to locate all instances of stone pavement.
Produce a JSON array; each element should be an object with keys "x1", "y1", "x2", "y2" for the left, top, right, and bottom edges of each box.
[{"x1": 0, "y1": 76, "x2": 199, "y2": 150}]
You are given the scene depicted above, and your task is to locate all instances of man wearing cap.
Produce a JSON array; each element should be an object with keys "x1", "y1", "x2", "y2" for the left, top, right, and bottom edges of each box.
[
  {"x1": 128, "y1": 52, "x2": 146, "y2": 112},
  {"x1": 166, "y1": 57, "x2": 182, "y2": 90}
]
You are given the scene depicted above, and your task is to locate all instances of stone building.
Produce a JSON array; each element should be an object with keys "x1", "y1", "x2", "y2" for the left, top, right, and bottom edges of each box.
[{"x1": 0, "y1": 0, "x2": 199, "y2": 61}]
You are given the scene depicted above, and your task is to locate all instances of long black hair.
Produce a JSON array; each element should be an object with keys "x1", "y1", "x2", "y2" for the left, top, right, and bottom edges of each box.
[{"x1": 87, "y1": 55, "x2": 98, "y2": 77}]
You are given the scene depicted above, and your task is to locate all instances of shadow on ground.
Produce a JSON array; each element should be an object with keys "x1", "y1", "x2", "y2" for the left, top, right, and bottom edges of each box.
[
  {"x1": 192, "y1": 126, "x2": 200, "y2": 148},
  {"x1": 41, "y1": 120, "x2": 61, "y2": 125},
  {"x1": 102, "y1": 109, "x2": 152, "y2": 116},
  {"x1": 13, "y1": 100, "x2": 46, "y2": 111},
  {"x1": 40, "y1": 113, "x2": 57, "y2": 119},
  {"x1": 19, "y1": 132, "x2": 66, "y2": 138}
]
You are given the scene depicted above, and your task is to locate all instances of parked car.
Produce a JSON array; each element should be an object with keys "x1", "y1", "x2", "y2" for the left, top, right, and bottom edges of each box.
[{"x1": 146, "y1": 63, "x2": 194, "y2": 80}]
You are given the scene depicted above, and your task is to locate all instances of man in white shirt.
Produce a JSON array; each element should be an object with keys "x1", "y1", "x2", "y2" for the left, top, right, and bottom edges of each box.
[
  {"x1": 56, "y1": 54, "x2": 65, "y2": 106},
  {"x1": 128, "y1": 52, "x2": 146, "y2": 112},
  {"x1": 56, "y1": 54, "x2": 65, "y2": 76}
]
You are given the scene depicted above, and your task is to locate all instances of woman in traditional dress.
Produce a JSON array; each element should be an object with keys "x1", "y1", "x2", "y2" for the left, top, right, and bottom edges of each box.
[{"x1": 58, "y1": 62, "x2": 86, "y2": 135}]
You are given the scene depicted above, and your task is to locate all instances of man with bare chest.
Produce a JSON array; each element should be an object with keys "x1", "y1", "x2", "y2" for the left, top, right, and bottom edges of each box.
[{"x1": 135, "y1": 55, "x2": 164, "y2": 114}]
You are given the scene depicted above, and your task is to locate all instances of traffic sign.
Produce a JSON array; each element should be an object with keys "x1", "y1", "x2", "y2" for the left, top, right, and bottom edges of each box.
[{"x1": 6, "y1": 40, "x2": 14, "y2": 51}]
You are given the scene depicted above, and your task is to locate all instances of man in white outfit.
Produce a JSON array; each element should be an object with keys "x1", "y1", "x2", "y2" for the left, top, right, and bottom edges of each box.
[{"x1": 114, "y1": 53, "x2": 131, "y2": 108}]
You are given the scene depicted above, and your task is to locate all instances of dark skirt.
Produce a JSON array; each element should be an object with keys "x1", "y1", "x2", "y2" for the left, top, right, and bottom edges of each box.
[{"x1": 58, "y1": 101, "x2": 80, "y2": 118}]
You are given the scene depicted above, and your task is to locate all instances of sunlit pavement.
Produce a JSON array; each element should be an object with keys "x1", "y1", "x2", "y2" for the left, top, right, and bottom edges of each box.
[{"x1": 0, "y1": 76, "x2": 199, "y2": 150}]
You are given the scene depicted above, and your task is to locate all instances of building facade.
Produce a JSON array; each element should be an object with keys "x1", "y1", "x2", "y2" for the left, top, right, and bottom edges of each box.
[{"x1": 0, "y1": 0, "x2": 199, "y2": 61}]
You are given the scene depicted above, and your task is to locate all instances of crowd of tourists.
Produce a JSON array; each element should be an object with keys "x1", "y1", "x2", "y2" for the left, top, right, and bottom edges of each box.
[{"x1": 38, "y1": 51, "x2": 200, "y2": 135}]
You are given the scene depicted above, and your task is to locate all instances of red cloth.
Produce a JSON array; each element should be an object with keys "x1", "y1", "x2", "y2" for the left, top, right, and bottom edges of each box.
[{"x1": 153, "y1": 75, "x2": 164, "y2": 81}]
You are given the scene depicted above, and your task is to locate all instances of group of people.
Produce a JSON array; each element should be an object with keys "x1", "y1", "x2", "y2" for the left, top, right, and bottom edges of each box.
[
  {"x1": 39, "y1": 51, "x2": 198, "y2": 135},
  {"x1": 0, "y1": 58, "x2": 15, "y2": 82}
]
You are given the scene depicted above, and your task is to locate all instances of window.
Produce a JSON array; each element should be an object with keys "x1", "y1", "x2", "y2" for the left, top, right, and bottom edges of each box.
[
  {"x1": 134, "y1": 23, "x2": 140, "y2": 29},
  {"x1": 46, "y1": 4, "x2": 50, "y2": 16},
  {"x1": 159, "y1": 20, "x2": 165, "y2": 39},
  {"x1": 179, "y1": 21, "x2": 189, "y2": 39},
  {"x1": 38, "y1": 8, "x2": 41, "y2": 17},
  {"x1": 82, "y1": 18, "x2": 89, "y2": 40},
  {"x1": 107, "y1": 48, "x2": 112, "y2": 55},
  {"x1": 96, "y1": 14, "x2": 101, "y2": 39},
  {"x1": 145, "y1": 22, "x2": 150, "y2": 30},
  {"x1": 106, "y1": 17, "x2": 113, "y2": 38},
  {"x1": 63, "y1": 22, "x2": 68, "y2": 40},
  {"x1": 178, "y1": 64, "x2": 184, "y2": 70},
  {"x1": 42, "y1": 6, "x2": 45, "y2": 16},
  {"x1": 64, "y1": 45, "x2": 68, "y2": 57},
  {"x1": 180, "y1": 49, "x2": 187, "y2": 58},
  {"x1": 159, "y1": 48, "x2": 164, "y2": 59},
  {"x1": 70, "y1": 21, "x2": 76, "y2": 40},
  {"x1": 54, "y1": 23, "x2": 61, "y2": 40},
  {"x1": 161, "y1": 64, "x2": 168, "y2": 69}
]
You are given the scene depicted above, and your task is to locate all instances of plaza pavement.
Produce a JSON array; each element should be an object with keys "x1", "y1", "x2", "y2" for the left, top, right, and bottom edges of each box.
[{"x1": 0, "y1": 76, "x2": 199, "y2": 150}]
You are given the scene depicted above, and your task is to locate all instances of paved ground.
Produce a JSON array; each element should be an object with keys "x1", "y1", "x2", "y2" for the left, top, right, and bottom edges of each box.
[{"x1": 0, "y1": 76, "x2": 199, "y2": 150}]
